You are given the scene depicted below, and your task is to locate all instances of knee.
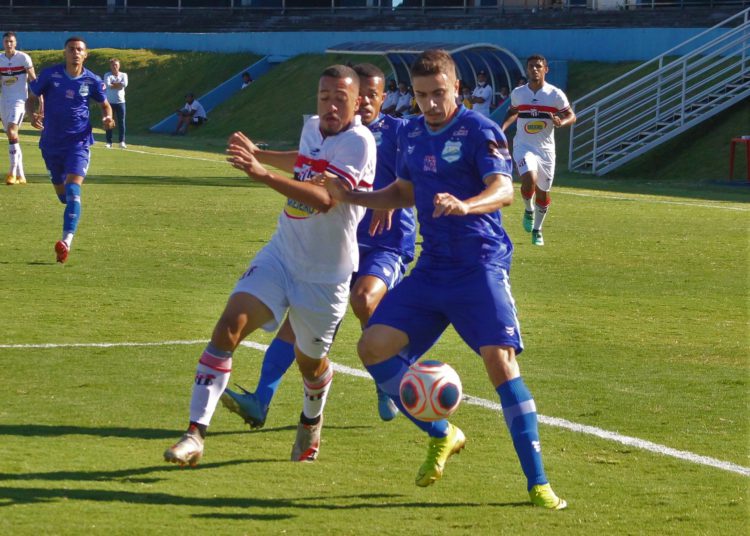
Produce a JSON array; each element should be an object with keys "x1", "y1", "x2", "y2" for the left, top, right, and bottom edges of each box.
[
  {"x1": 350, "y1": 289, "x2": 377, "y2": 324},
  {"x1": 357, "y1": 329, "x2": 389, "y2": 366}
]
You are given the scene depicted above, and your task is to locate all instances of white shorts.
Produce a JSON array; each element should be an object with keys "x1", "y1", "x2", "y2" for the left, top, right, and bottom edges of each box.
[
  {"x1": 514, "y1": 145, "x2": 556, "y2": 192},
  {"x1": 1, "y1": 100, "x2": 25, "y2": 129},
  {"x1": 231, "y1": 242, "x2": 350, "y2": 359}
]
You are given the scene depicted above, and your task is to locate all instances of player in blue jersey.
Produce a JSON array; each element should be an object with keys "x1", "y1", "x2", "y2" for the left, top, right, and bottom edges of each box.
[
  {"x1": 27, "y1": 36, "x2": 114, "y2": 263},
  {"x1": 325, "y1": 50, "x2": 567, "y2": 510},
  {"x1": 221, "y1": 63, "x2": 417, "y2": 427}
]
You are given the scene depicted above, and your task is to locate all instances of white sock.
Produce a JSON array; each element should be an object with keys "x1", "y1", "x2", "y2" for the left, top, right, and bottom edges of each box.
[
  {"x1": 8, "y1": 142, "x2": 19, "y2": 176},
  {"x1": 189, "y1": 348, "x2": 232, "y2": 426},
  {"x1": 15, "y1": 145, "x2": 23, "y2": 178},
  {"x1": 522, "y1": 194, "x2": 534, "y2": 213},
  {"x1": 63, "y1": 233, "x2": 74, "y2": 248},
  {"x1": 533, "y1": 200, "x2": 550, "y2": 231},
  {"x1": 302, "y1": 363, "x2": 333, "y2": 420}
]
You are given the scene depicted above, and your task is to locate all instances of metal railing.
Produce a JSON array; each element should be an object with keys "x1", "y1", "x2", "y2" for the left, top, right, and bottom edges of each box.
[{"x1": 568, "y1": 7, "x2": 750, "y2": 175}]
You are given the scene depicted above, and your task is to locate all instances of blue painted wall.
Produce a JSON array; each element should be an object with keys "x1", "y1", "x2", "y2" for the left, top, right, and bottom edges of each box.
[{"x1": 22, "y1": 27, "x2": 722, "y2": 63}]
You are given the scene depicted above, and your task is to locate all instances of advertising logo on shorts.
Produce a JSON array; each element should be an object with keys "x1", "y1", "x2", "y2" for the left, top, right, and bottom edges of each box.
[{"x1": 524, "y1": 120, "x2": 546, "y2": 134}]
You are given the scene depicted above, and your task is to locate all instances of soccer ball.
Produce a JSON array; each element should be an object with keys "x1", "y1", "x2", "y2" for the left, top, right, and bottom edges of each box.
[{"x1": 399, "y1": 360, "x2": 462, "y2": 422}]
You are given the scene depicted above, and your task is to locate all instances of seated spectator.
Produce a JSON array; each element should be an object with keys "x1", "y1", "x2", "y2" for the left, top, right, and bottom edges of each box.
[
  {"x1": 496, "y1": 85, "x2": 510, "y2": 106},
  {"x1": 381, "y1": 79, "x2": 399, "y2": 115},
  {"x1": 394, "y1": 82, "x2": 412, "y2": 117},
  {"x1": 461, "y1": 85, "x2": 473, "y2": 109},
  {"x1": 516, "y1": 76, "x2": 528, "y2": 88},
  {"x1": 173, "y1": 93, "x2": 207, "y2": 135},
  {"x1": 241, "y1": 71, "x2": 253, "y2": 89}
]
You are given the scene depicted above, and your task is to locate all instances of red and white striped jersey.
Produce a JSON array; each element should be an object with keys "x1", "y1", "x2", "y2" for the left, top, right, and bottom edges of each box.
[
  {"x1": 273, "y1": 114, "x2": 376, "y2": 284},
  {"x1": 509, "y1": 82, "x2": 570, "y2": 152},
  {"x1": 0, "y1": 51, "x2": 33, "y2": 102}
]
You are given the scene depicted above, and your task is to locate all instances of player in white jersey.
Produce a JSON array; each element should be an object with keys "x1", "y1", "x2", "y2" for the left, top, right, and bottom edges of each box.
[
  {"x1": 0, "y1": 32, "x2": 36, "y2": 185},
  {"x1": 502, "y1": 54, "x2": 575, "y2": 246},
  {"x1": 164, "y1": 64, "x2": 376, "y2": 467}
]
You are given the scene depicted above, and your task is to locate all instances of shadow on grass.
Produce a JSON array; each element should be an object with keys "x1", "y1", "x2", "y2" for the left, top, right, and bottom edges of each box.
[
  {"x1": 0, "y1": 485, "x2": 525, "y2": 512},
  {"x1": 0, "y1": 459, "x2": 269, "y2": 484}
]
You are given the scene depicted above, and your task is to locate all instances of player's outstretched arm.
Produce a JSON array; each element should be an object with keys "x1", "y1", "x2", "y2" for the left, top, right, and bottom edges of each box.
[
  {"x1": 227, "y1": 140, "x2": 335, "y2": 212},
  {"x1": 228, "y1": 131, "x2": 297, "y2": 174},
  {"x1": 325, "y1": 177, "x2": 414, "y2": 210},
  {"x1": 433, "y1": 173, "x2": 513, "y2": 218}
]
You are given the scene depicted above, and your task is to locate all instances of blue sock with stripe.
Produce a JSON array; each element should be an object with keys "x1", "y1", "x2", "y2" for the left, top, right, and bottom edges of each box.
[
  {"x1": 63, "y1": 183, "x2": 82, "y2": 235},
  {"x1": 366, "y1": 356, "x2": 449, "y2": 438},
  {"x1": 497, "y1": 377, "x2": 548, "y2": 490},
  {"x1": 255, "y1": 338, "x2": 296, "y2": 410}
]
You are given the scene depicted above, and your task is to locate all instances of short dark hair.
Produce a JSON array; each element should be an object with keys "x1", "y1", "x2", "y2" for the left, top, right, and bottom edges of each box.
[
  {"x1": 321, "y1": 64, "x2": 359, "y2": 86},
  {"x1": 352, "y1": 63, "x2": 385, "y2": 82},
  {"x1": 410, "y1": 49, "x2": 457, "y2": 79},
  {"x1": 3, "y1": 31, "x2": 17, "y2": 40},
  {"x1": 64, "y1": 36, "x2": 87, "y2": 48},
  {"x1": 526, "y1": 54, "x2": 548, "y2": 66}
]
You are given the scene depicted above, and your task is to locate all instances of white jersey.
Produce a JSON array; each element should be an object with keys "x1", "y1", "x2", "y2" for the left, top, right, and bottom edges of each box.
[
  {"x1": 272, "y1": 114, "x2": 376, "y2": 284},
  {"x1": 0, "y1": 51, "x2": 33, "y2": 102},
  {"x1": 471, "y1": 83, "x2": 493, "y2": 117},
  {"x1": 510, "y1": 82, "x2": 571, "y2": 153}
]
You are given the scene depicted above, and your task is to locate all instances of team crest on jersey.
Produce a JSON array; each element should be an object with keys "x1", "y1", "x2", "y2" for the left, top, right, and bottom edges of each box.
[
  {"x1": 525, "y1": 120, "x2": 546, "y2": 134},
  {"x1": 372, "y1": 130, "x2": 383, "y2": 146},
  {"x1": 78, "y1": 83, "x2": 90, "y2": 97},
  {"x1": 452, "y1": 126, "x2": 469, "y2": 137},
  {"x1": 423, "y1": 155, "x2": 437, "y2": 173},
  {"x1": 441, "y1": 140, "x2": 462, "y2": 163}
]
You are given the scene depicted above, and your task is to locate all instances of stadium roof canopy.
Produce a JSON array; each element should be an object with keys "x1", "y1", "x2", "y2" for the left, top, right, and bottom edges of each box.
[{"x1": 326, "y1": 41, "x2": 524, "y2": 94}]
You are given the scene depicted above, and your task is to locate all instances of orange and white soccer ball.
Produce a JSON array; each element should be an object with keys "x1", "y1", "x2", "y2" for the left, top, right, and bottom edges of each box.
[{"x1": 399, "y1": 360, "x2": 462, "y2": 422}]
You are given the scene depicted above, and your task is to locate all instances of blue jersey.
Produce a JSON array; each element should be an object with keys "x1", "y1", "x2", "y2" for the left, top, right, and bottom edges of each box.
[
  {"x1": 29, "y1": 64, "x2": 107, "y2": 150},
  {"x1": 396, "y1": 106, "x2": 514, "y2": 271},
  {"x1": 357, "y1": 114, "x2": 416, "y2": 258}
]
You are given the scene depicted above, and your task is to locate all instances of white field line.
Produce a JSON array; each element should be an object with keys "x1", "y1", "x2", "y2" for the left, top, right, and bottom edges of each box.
[
  {"x1": 3, "y1": 338, "x2": 747, "y2": 477},
  {"x1": 558, "y1": 190, "x2": 749, "y2": 212},
  {"x1": 111, "y1": 145, "x2": 749, "y2": 212}
]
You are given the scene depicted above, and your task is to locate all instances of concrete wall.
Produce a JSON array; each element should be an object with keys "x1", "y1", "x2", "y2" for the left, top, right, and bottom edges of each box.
[{"x1": 22, "y1": 27, "x2": 722, "y2": 63}]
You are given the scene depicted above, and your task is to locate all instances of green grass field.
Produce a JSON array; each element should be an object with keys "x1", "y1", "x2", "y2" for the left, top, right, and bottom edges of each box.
[{"x1": 0, "y1": 122, "x2": 747, "y2": 535}]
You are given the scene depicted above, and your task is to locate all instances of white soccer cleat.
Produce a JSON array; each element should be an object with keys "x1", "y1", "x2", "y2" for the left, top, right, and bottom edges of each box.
[{"x1": 164, "y1": 431, "x2": 204, "y2": 467}]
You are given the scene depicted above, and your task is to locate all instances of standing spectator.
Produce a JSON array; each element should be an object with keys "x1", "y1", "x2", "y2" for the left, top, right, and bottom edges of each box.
[
  {"x1": 241, "y1": 71, "x2": 253, "y2": 89},
  {"x1": 324, "y1": 49, "x2": 567, "y2": 510},
  {"x1": 0, "y1": 31, "x2": 36, "y2": 185},
  {"x1": 163, "y1": 65, "x2": 376, "y2": 466},
  {"x1": 502, "y1": 54, "x2": 576, "y2": 246},
  {"x1": 471, "y1": 69, "x2": 493, "y2": 117},
  {"x1": 103, "y1": 58, "x2": 128, "y2": 148},
  {"x1": 173, "y1": 93, "x2": 207, "y2": 135},
  {"x1": 27, "y1": 36, "x2": 114, "y2": 263},
  {"x1": 516, "y1": 76, "x2": 528, "y2": 88}
]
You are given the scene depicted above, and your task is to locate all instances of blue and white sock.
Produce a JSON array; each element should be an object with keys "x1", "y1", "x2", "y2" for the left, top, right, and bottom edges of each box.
[
  {"x1": 497, "y1": 377, "x2": 548, "y2": 490},
  {"x1": 63, "y1": 183, "x2": 82, "y2": 241},
  {"x1": 366, "y1": 356, "x2": 449, "y2": 438}
]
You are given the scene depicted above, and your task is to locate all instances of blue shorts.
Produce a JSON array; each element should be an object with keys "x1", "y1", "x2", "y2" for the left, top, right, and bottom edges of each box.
[
  {"x1": 368, "y1": 263, "x2": 524, "y2": 360},
  {"x1": 352, "y1": 246, "x2": 410, "y2": 291},
  {"x1": 41, "y1": 144, "x2": 90, "y2": 185}
]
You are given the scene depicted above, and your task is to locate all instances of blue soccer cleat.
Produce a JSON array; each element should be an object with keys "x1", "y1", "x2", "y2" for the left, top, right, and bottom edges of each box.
[
  {"x1": 523, "y1": 210, "x2": 534, "y2": 233},
  {"x1": 377, "y1": 385, "x2": 400, "y2": 421},
  {"x1": 220, "y1": 385, "x2": 268, "y2": 429}
]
